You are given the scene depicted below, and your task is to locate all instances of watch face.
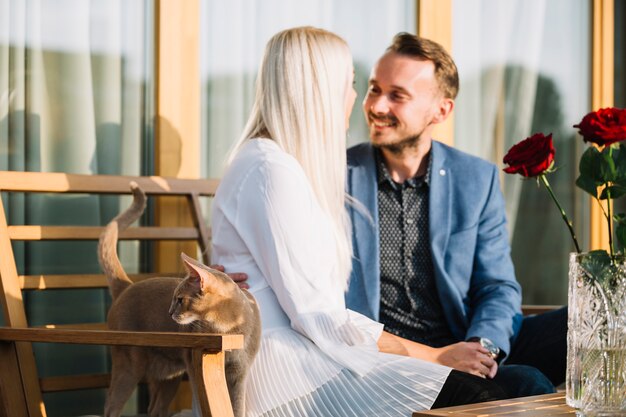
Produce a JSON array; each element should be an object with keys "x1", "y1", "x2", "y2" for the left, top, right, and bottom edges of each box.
[{"x1": 479, "y1": 338, "x2": 500, "y2": 359}]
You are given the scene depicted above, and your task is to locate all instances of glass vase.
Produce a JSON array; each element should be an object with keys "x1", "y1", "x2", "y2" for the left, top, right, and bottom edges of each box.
[{"x1": 566, "y1": 252, "x2": 626, "y2": 416}]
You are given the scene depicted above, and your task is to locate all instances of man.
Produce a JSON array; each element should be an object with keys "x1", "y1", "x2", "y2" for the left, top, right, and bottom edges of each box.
[{"x1": 345, "y1": 32, "x2": 566, "y2": 397}]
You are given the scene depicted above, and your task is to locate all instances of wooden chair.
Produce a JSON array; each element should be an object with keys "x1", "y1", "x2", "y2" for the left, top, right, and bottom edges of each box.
[{"x1": 0, "y1": 171, "x2": 240, "y2": 417}]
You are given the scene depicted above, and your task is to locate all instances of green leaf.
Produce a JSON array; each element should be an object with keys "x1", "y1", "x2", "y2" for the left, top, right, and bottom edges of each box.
[
  {"x1": 579, "y1": 250, "x2": 612, "y2": 285},
  {"x1": 580, "y1": 250, "x2": 612, "y2": 272},
  {"x1": 600, "y1": 147, "x2": 617, "y2": 182},
  {"x1": 599, "y1": 185, "x2": 626, "y2": 200},
  {"x1": 576, "y1": 175, "x2": 598, "y2": 198},
  {"x1": 579, "y1": 147, "x2": 603, "y2": 182},
  {"x1": 615, "y1": 144, "x2": 626, "y2": 181}
]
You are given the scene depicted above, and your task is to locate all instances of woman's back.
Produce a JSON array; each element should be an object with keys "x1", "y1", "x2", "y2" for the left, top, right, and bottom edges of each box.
[{"x1": 212, "y1": 138, "x2": 344, "y2": 317}]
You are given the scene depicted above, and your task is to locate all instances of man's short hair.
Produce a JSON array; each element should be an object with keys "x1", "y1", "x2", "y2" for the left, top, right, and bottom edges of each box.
[{"x1": 387, "y1": 33, "x2": 459, "y2": 99}]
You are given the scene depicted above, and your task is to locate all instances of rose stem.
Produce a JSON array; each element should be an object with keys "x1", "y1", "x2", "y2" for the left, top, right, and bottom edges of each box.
[{"x1": 540, "y1": 174, "x2": 582, "y2": 253}]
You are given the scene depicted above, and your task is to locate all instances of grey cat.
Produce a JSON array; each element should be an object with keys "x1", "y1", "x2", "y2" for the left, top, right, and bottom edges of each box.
[{"x1": 99, "y1": 182, "x2": 261, "y2": 417}]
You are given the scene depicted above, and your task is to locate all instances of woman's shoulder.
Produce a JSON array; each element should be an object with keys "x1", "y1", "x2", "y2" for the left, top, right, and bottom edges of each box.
[
  {"x1": 222, "y1": 138, "x2": 308, "y2": 195},
  {"x1": 235, "y1": 139, "x2": 303, "y2": 177}
]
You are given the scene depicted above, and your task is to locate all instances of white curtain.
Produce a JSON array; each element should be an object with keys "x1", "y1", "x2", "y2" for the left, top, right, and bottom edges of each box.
[
  {"x1": 0, "y1": 1, "x2": 149, "y2": 414},
  {"x1": 0, "y1": 0, "x2": 145, "y2": 174},
  {"x1": 452, "y1": 0, "x2": 591, "y2": 303},
  {"x1": 200, "y1": 0, "x2": 417, "y2": 178}
]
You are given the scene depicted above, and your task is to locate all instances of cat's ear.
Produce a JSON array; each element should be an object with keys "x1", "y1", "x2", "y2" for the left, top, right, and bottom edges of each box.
[{"x1": 180, "y1": 253, "x2": 219, "y2": 293}]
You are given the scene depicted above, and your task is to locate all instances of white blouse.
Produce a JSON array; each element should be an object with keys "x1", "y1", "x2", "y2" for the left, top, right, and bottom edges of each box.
[{"x1": 211, "y1": 139, "x2": 450, "y2": 417}]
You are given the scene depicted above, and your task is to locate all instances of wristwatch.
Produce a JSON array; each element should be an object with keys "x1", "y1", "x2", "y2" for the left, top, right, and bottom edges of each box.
[{"x1": 468, "y1": 337, "x2": 501, "y2": 360}]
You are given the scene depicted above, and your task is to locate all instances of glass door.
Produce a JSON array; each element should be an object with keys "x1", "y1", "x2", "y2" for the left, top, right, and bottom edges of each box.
[{"x1": 452, "y1": 0, "x2": 592, "y2": 304}]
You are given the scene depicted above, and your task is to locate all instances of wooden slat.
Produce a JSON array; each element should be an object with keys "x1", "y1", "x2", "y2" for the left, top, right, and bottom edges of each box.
[
  {"x1": 39, "y1": 371, "x2": 185, "y2": 393},
  {"x1": 0, "y1": 328, "x2": 244, "y2": 351},
  {"x1": 8, "y1": 226, "x2": 200, "y2": 241},
  {"x1": 188, "y1": 193, "x2": 212, "y2": 264},
  {"x1": 521, "y1": 305, "x2": 562, "y2": 316},
  {"x1": 39, "y1": 372, "x2": 167, "y2": 393},
  {"x1": 192, "y1": 350, "x2": 234, "y2": 417},
  {"x1": 39, "y1": 323, "x2": 107, "y2": 330},
  {"x1": 0, "y1": 342, "x2": 29, "y2": 417},
  {"x1": 0, "y1": 198, "x2": 28, "y2": 328},
  {"x1": 39, "y1": 374, "x2": 110, "y2": 393},
  {"x1": 155, "y1": 196, "x2": 198, "y2": 278},
  {"x1": 0, "y1": 191, "x2": 47, "y2": 417},
  {"x1": 20, "y1": 272, "x2": 182, "y2": 290},
  {"x1": 0, "y1": 171, "x2": 218, "y2": 196}
]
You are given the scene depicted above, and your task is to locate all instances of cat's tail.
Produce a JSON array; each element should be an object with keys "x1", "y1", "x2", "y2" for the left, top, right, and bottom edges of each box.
[{"x1": 98, "y1": 181, "x2": 147, "y2": 300}]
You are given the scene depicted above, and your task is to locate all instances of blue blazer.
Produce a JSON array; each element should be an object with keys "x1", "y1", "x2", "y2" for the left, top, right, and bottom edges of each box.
[{"x1": 345, "y1": 141, "x2": 523, "y2": 356}]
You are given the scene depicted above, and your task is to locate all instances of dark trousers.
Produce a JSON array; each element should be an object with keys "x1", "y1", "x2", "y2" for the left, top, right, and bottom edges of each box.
[
  {"x1": 432, "y1": 369, "x2": 507, "y2": 408},
  {"x1": 494, "y1": 306, "x2": 568, "y2": 397}
]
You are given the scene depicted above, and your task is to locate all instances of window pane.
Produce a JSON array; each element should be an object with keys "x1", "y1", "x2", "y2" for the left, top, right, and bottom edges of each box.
[
  {"x1": 0, "y1": 0, "x2": 153, "y2": 176},
  {"x1": 452, "y1": 0, "x2": 591, "y2": 304},
  {"x1": 200, "y1": 0, "x2": 416, "y2": 178},
  {"x1": 0, "y1": 1, "x2": 153, "y2": 414}
]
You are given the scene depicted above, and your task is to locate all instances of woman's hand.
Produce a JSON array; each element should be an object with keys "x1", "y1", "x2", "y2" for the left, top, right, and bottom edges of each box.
[{"x1": 377, "y1": 331, "x2": 498, "y2": 378}]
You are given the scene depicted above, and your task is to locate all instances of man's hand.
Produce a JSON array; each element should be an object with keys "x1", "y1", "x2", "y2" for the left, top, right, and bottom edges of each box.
[
  {"x1": 209, "y1": 264, "x2": 249, "y2": 289},
  {"x1": 434, "y1": 341, "x2": 498, "y2": 379}
]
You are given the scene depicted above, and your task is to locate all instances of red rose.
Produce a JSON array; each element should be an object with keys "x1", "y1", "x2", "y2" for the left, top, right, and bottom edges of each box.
[
  {"x1": 503, "y1": 133, "x2": 555, "y2": 177},
  {"x1": 573, "y1": 107, "x2": 626, "y2": 146}
]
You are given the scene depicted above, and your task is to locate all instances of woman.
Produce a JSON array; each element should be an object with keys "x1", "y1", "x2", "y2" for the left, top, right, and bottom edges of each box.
[{"x1": 211, "y1": 27, "x2": 505, "y2": 416}]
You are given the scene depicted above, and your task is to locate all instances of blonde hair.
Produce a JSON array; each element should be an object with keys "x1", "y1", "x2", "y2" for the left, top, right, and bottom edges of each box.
[{"x1": 231, "y1": 26, "x2": 353, "y2": 288}]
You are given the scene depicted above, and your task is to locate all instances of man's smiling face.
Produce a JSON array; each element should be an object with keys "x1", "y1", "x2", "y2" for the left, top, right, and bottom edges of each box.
[{"x1": 363, "y1": 52, "x2": 445, "y2": 152}]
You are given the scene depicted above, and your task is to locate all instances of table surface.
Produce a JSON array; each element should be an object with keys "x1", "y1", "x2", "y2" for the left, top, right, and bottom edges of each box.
[{"x1": 413, "y1": 393, "x2": 575, "y2": 416}]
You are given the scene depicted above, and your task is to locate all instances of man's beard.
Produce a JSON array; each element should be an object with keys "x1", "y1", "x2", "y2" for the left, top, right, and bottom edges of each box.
[
  {"x1": 368, "y1": 111, "x2": 430, "y2": 155},
  {"x1": 372, "y1": 133, "x2": 421, "y2": 155}
]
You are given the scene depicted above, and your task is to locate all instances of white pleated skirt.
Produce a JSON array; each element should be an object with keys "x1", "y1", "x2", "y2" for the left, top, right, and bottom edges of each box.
[
  {"x1": 188, "y1": 286, "x2": 451, "y2": 417},
  {"x1": 246, "y1": 327, "x2": 451, "y2": 417}
]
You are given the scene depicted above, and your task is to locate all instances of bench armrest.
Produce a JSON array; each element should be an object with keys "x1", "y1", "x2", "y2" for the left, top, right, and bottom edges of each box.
[
  {"x1": 0, "y1": 327, "x2": 241, "y2": 417},
  {"x1": 0, "y1": 327, "x2": 243, "y2": 351}
]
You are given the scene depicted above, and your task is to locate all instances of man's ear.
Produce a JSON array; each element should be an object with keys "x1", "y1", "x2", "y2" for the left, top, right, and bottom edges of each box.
[
  {"x1": 181, "y1": 252, "x2": 217, "y2": 293},
  {"x1": 432, "y1": 97, "x2": 454, "y2": 125}
]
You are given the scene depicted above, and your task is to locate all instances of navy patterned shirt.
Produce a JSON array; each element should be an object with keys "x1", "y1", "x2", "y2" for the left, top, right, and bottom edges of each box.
[{"x1": 376, "y1": 149, "x2": 456, "y2": 347}]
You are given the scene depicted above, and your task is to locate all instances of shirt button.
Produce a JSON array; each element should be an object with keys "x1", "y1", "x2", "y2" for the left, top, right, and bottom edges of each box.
[
  {"x1": 406, "y1": 218, "x2": 414, "y2": 224},
  {"x1": 439, "y1": 169, "x2": 446, "y2": 176}
]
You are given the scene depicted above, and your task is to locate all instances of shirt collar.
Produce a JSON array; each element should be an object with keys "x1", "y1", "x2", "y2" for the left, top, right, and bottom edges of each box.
[{"x1": 375, "y1": 148, "x2": 431, "y2": 189}]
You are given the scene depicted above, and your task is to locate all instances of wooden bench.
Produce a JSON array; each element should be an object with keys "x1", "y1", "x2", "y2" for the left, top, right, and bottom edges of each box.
[
  {"x1": 521, "y1": 305, "x2": 563, "y2": 316},
  {"x1": 413, "y1": 393, "x2": 574, "y2": 416},
  {"x1": 0, "y1": 171, "x2": 239, "y2": 417}
]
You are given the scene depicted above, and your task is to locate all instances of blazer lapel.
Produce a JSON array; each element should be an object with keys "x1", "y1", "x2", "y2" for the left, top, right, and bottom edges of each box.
[{"x1": 429, "y1": 141, "x2": 452, "y2": 272}]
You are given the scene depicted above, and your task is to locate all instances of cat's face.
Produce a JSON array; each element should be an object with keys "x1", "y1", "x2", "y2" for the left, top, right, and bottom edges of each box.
[
  {"x1": 168, "y1": 253, "x2": 243, "y2": 329},
  {"x1": 169, "y1": 279, "x2": 199, "y2": 325}
]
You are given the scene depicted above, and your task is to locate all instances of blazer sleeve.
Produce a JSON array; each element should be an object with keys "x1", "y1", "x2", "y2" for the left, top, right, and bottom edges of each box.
[{"x1": 465, "y1": 165, "x2": 522, "y2": 357}]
